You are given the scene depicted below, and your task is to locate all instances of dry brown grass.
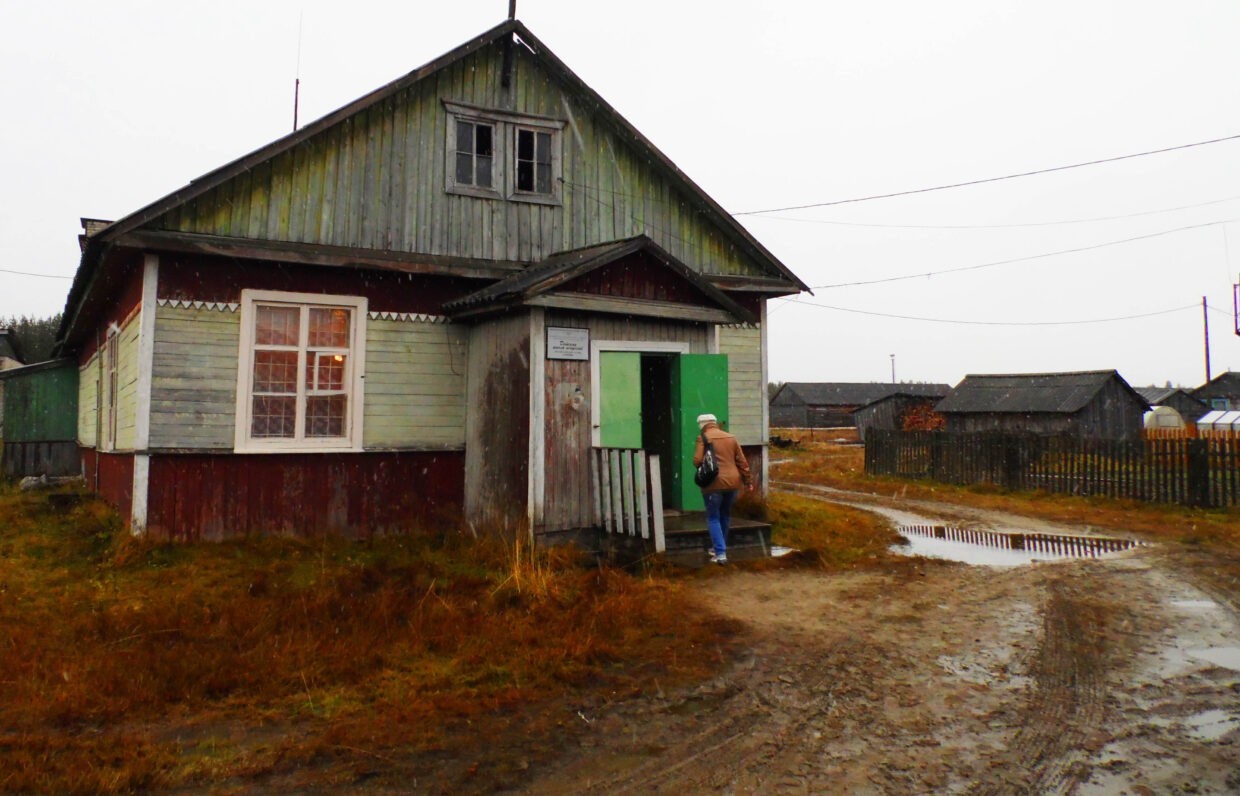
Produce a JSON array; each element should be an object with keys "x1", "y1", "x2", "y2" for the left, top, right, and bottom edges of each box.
[{"x1": 0, "y1": 487, "x2": 740, "y2": 792}]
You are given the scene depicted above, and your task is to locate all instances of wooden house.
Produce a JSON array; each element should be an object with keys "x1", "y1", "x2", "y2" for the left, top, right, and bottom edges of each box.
[
  {"x1": 0, "y1": 359, "x2": 79, "y2": 479},
  {"x1": 853, "y1": 387, "x2": 950, "y2": 441},
  {"x1": 55, "y1": 19, "x2": 807, "y2": 542},
  {"x1": 1193, "y1": 372, "x2": 1240, "y2": 412},
  {"x1": 936, "y1": 370, "x2": 1148, "y2": 441},
  {"x1": 1136, "y1": 386, "x2": 1210, "y2": 424},
  {"x1": 770, "y1": 382, "x2": 951, "y2": 428}
]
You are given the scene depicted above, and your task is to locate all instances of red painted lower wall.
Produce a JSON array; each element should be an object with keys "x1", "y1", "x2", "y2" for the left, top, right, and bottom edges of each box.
[
  {"x1": 145, "y1": 451, "x2": 465, "y2": 541},
  {"x1": 81, "y1": 449, "x2": 134, "y2": 522}
]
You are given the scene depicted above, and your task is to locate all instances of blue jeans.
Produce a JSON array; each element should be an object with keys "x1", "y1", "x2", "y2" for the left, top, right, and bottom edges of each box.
[{"x1": 704, "y1": 490, "x2": 738, "y2": 557}]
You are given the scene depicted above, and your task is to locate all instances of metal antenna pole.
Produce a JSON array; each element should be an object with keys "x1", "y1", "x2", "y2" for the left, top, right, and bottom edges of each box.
[{"x1": 509, "y1": 0, "x2": 517, "y2": 19}]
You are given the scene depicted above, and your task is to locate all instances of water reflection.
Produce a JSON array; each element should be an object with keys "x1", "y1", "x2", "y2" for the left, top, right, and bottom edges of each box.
[{"x1": 895, "y1": 524, "x2": 1143, "y2": 567}]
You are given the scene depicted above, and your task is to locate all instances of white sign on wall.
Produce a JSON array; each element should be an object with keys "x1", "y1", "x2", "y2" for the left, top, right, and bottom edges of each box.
[{"x1": 546, "y1": 326, "x2": 590, "y2": 360}]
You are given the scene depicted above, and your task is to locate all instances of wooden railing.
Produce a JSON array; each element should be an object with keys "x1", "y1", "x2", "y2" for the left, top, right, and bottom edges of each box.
[{"x1": 590, "y1": 448, "x2": 666, "y2": 553}]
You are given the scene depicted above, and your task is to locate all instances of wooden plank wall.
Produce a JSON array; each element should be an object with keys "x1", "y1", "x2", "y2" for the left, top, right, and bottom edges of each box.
[
  {"x1": 149, "y1": 304, "x2": 240, "y2": 449},
  {"x1": 717, "y1": 324, "x2": 764, "y2": 445},
  {"x1": 158, "y1": 43, "x2": 769, "y2": 282},
  {"x1": 363, "y1": 318, "x2": 468, "y2": 449},
  {"x1": 77, "y1": 352, "x2": 99, "y2": 446},
  {"x1": 464, "y1": 313, "x2": 531, "y2": 533}
]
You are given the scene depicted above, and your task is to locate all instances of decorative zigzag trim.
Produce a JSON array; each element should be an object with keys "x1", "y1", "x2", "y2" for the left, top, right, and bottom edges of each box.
[
  {"x1": 368, "y1": 311, "x2": 450, "y2": 324},
  {"x1": 157, "y1": 299, "x2": 239, "y2": 312},
  {"x1": 720, "y1": 322, "x2": 761, "y2": 330}
]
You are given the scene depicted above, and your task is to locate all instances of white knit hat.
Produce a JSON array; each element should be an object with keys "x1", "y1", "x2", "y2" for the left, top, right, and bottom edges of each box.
[{"x1": 696, "y1": 413, "x2": 717, "y2": 429}]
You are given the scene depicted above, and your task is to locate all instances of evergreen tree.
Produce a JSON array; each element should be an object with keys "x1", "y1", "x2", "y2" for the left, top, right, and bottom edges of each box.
[{"x1": 2, "y1": 314, "x2": 62, "y2": 363}]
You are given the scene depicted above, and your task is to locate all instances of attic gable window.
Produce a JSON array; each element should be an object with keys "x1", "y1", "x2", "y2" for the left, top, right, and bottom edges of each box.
[
  {"x1": 455, "y1": 119, "x2": 494, "y2": 189},
  {"x1": 443, "y1": 101, "x2": 563, "y2": 205},
  {"x1": 515, "y1": 127, "x2": 553, "y2": 195},
  {"x1": 235, "y1": 290, "x2": 367, "y2": 453}
]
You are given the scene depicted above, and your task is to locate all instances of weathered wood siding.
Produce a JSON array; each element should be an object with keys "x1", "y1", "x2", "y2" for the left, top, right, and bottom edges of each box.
[
  {"x1": 363, "y1": 317, "x2": 468, "y2": 449},
  {"x1": 78, "y1": 352, "x2": 99, "y2": 446},
  {"x1": 464, "y1": 312, "x2": 531, "y2": 533},
  {"x1": 718, "y1": 324, "x2": 764, "y2": 445},
  {"x1": 155, "y1": 44, "x2": 771, "y2": 281},
  {"x1": 150, "y1": 304, "x2": 240, "y2": 450},
  {"x1": 114, "y1": 315, "x2": 141, "y2": 451}
]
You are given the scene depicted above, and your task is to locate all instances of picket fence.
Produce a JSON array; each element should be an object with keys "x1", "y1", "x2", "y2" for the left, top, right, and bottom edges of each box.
[{"x1": 865, "y1": 429, "x2": 1240, "y2": 508}]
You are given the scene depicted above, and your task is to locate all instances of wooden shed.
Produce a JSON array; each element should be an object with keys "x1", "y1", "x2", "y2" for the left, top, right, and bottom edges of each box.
[
  {"x1": 54, "y1": 19, "x2": 806, "y2": 543},
  {"x1": 770, "y1": 382, "x2": 951, "y2": 429},
  {"x1": 936, "y1": 370, "x2": 1148, "y2": 442},
  {"x1": 1193, "y1": 372, "x2": 1240, "y2": 412},
  {"x1": 0, "y1": 359, "x2": 79, "y2": 479},
  {"x1": 853, "y1": 387, "x2": 950, "y2": 441},
  {"x1": 1136, "y1": 386, "x2": 1210, "y2": 424}
]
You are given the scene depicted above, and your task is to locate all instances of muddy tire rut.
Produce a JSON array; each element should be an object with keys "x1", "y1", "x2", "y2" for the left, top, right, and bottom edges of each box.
[{"x1": 516, "y1": 487, "x2": 1239, "y2": 795}]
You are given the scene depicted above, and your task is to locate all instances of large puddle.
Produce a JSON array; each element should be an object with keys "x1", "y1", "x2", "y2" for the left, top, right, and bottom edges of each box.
[
  {"x1": 895, "y1": 524, "x2": 1143, "y2": 567},
  {"x1": 779, "y1": 483, "x2": 1147, "y2": 568}
]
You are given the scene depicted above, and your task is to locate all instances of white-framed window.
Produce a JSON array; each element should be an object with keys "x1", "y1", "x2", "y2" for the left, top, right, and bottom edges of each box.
[
  {"x1": 443, "y1": 101, "x2": 562, "y2": 205},
  {"x1": 234, "y1": 290, "x2": 367, "y2": 453}
]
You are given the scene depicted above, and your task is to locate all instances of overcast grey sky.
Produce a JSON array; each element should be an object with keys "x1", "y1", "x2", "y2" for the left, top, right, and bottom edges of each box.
[{"x1": 4, "y1": 1, "x2": 1239, "y2": 388}]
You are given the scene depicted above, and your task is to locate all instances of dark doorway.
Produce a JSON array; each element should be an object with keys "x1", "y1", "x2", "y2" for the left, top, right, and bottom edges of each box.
[{"x1": 640, "y1": 354, "x2": 675, "y2": 503}]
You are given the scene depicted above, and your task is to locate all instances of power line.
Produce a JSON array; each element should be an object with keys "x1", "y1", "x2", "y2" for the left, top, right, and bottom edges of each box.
[
  {"x1": 0, "y1": 267, "x2": 72, "y2": 280},
  {"x1": 812, "y1": 219, "x2": 1239, "y2": 289},
  {"x1": 733, "y1": 132, "x2": 1240, "y2": 216},
  {"x1": 746, "y1": 195, "x2": 1240, "y2": 231},
  {"x1": 780, "y1": 298, "x2": 1201, "y2": 327}
]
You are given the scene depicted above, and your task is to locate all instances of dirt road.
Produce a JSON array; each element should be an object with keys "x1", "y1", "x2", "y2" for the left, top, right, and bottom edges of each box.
[{"x1": 519, "y1": 486, "x2": 1240, "y2": 794}]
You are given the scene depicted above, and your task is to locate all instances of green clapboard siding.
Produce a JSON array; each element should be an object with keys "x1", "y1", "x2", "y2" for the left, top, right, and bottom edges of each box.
[
  {"x1": 114, "y1": 316, "x2": 141, "y2": 451},
  {"x1": 1, "y1": 362, "x2": 79, "y2": 442},
  {"x1": 150, "y1": 305, "x2": 240, "y2": 449},
  {"x1": 718, "y1": 324, "x2": 764, "y2": 445},
  {"x1": 78, "y1": 354, "x2": 98, "y2": 446},
  {"x1": 363, "y1": 319, "x2": 468, "y2": 448},
  {"x1": 154, "y1": 42, "x2": 774, "y2": 283}
]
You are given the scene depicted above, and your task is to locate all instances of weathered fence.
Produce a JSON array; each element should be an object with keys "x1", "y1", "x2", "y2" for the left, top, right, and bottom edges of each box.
[{"x1": 865, "y1": 430, "x2": 1240, "y2": 508}]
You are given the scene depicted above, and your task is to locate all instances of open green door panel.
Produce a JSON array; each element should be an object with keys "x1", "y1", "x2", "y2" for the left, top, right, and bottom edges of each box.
[
  {"x1": 670, "y1": 354, "x2": 729, "y2": 511},
  {"x1": 598, "y1": 351, "x2": 642, "y2": 448}
]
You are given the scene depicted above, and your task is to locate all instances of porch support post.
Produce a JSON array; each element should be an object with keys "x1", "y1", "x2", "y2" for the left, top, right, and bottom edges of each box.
[
  {"x1": 131, "y1": 253, "x2": 158, "y2": 535},
  {"x1": 527, "y1": 307, "x2": 546, "y2": 539}
]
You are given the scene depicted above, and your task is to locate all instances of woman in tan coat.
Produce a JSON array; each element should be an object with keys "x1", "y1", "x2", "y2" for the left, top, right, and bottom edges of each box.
[{"x1": 692, "y1": 413, "x2": 752, "y2": 564}]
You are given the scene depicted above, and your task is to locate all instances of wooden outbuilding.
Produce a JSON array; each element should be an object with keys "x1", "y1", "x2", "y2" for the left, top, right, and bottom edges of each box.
[
  {"x1": 770, "y1": 382, "x2": 951, "y2": 428},
  {"x1": 853, "y1": 387, "x2": 950, "y2": 441},
  {"x1": 936, "y1": 370, "x2": 1148, "y2": 441},
  {"x1": 1136, "y1": 386, "x2": 1210, "y2": 424},
  {"x1": 54, "y1": 19, "x2": 806, "y2": 543},
  {"x1": 1194, "y1": 372, "x2": 1240, "y2": 412},
  {"x1": 0, "y1": 359, "x2": 79, "y2": 479}
]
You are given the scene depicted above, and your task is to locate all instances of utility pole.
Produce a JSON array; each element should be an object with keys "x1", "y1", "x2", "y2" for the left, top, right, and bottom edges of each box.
[{"x1": 1203, "y1": 296, "x2": 1212, "y2": 383}]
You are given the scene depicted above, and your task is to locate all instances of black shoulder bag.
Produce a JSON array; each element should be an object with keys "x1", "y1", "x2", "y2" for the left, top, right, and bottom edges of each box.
[{"x1": 694, "y1": 429, "x2": 719, "y2": 487}]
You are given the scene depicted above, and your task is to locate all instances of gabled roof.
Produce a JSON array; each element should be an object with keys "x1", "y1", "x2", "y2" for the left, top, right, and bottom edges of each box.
[
  {"x1": 0, "y1": 328, "x2": 24, "y2": 365},
  {"x1": 443, "y1": 235, "x2": 756, "y2": 323},
  {"x1": 936, "y1": 370, "x2": 1147, "y2": 414},
  {"x1": 774, "y1": 382, "x2": 951, "y2": 407},
  {"x1": 59, "y1": 19, "x2": 807, "y2": 352},
  {"x1": 1194, "y1": 371, "x2": 1240, "y2": 398},
  {"x1": 855, "y1": 388, "x2": 952, "y2": 412}
]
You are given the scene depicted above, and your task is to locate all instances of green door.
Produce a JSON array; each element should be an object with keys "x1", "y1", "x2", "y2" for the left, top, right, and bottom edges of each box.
[
  {"x1": 598, "y1": 351, "x2": 642, "y2": 448},
  {"x1": 670, "y1": 354, "x2": 729, "y2": 511}
]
